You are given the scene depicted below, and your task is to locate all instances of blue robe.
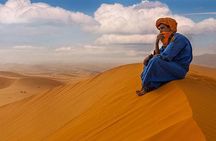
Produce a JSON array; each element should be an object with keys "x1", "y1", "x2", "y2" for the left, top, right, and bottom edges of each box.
[{"x1": 141, "y1": 33, "x2": 193, "y2": 92}]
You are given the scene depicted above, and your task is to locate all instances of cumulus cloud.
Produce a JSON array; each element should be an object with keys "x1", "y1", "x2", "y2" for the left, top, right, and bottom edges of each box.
[
  {"x1": 93, "y1": 2, "x2": 216, "y2": 35},
  {"x1": 0, "y1": 0, "x2": 216, "y2": 64},
  {"x1": 95, "y1": 34, "x2": 156, "y2": 45},
  {"x1": 0, "y1": 0, "x2": 96, "y2": 26},
  {"x1": 92, "y1": 1, "x2": 216, "y2": 45},
  {"x1": 1, "y1": 0, "x2": 215, "y2": 37},
  {"x1": 172, "y1": 16, "x2": 216, "y2": 35},
  {"x1": 193, "y1": 18, "x2": 216, "y2": 34},
  {"x1": 93, "y1": 2, "x2": 170, "y2": 34}
]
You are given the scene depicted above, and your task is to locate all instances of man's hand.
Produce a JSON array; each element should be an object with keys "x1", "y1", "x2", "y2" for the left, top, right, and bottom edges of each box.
[
  {"x1": 156, "y1": 33, "x2": 164, "y2": 44},
  {"x1": 143, "y1": 54, "x2": 153, "y2": 65},
  {"x1": 154, "y1": 33, "x2": 164, "y2": 55}
]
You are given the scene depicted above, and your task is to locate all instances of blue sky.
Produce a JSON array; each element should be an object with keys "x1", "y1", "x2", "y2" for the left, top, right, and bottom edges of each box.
[
  {"x1": 0, "y1": 0, "x2": 215, "y2": 64},
  {"x1": 0, "y1": 0, "x2": 215, "y2": 16}
]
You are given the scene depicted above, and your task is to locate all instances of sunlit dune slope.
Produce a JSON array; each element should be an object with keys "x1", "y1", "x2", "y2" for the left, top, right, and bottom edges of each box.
[{"x1": 0, "y1": 64, "x2": 216, "y2": 141}]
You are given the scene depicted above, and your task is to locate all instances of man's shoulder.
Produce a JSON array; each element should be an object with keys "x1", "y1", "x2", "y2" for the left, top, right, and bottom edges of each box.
[
  {"x1": 173, "y1": 33, "x2": 189, "y2": 41},
  {"x1": 174, "y1": 33, "x2": 185, "y2": 38}
]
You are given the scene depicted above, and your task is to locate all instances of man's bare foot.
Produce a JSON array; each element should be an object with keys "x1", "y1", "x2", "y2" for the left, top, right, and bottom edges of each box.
[{"x1": 136, "y1": 89, "x2": 147, "y2": 96}]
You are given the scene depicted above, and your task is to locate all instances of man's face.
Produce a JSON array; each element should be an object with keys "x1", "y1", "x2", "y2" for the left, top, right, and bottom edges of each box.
[{"x1": 158, "y1": 24, "x2": 171, "y2": 33}]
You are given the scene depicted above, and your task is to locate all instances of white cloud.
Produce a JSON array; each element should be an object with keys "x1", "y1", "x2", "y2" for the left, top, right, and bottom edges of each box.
[
  {"x1": 172, "y1": 16, "x2": 216, "y2": 34},
  {"x1": 0, "y1": 0, "x2": 215, "y2": 64},
  {"x1": 83, "y1": 45, "x2": 103, "y2": 49},
  {"x1": 171, "y1": 15, "x2": 195, "y2": 33},
  {"x1": 193, "y1": 18, "x2": 216, "y2": 34},
  {"x1": 13, "y1": 45, "x2": 34, "y2": 49},
  {"x1": 55, "y1": 46, "x2": 75, "y2": 52},
  {"x1": 95, "y1": 34, "x2": 156, "y2": 45},
  {"x1": 93, "y1": 2, "x2": 170, "y2": 34},
  {"x1": 0, "y1": 0, "x2": 96, "y2": 26},
  {"x1": 54, "y1": 45, "x2": 106, "y2": 54},
  {"x1": 53, "y1": 44, "x2": 143, "y2": 60},
  {"x1": 91, "y1": 1, "x2": 216, "y2": 45},
  {"x1": 93, "y1": 2, "x2": 216, "y2": 34}
]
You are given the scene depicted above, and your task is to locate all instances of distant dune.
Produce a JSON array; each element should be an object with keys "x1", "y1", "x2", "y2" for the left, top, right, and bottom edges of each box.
[
  {"x1": 0, "y1": 65, "x2": 96, "y2": 107},
  {"x1": 0, "y1": 71, "x2": 64, "y2": 106},
  {"x1": 0, "y1": 64, "x2": 216, "y2": 141},
  {"x1": 0, "y1": 77, "x2": 15, "y2": 89},
  {"x1": 0, "y1": 71, "x2": 25, "y2": 77},
  {"x1": 16, "y1": 77, "x2": 63, "y2": 88},
  {"x1": 193, "y1": 54, "x2": 216, "y2": 68}
]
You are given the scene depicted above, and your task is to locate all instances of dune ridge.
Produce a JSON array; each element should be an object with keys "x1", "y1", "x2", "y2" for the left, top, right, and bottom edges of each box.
[
  {"x1": 0, "y1": 71, "x2": 25, "y2": 77},
  {"x1": 0, "y1": 64, "x2": 215, "y2": 141}
]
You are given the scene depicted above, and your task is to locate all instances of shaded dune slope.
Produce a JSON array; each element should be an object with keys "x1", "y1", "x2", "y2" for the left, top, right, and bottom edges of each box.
[
  {"x1": 0, "y1": 64, "x2": 215, "y2": 141},
  {"x1": 0, "y1": 77, "x2": 15, "y2": 89},
  {"x1": 178, "y1": 65, "x2": 216, "y2": 141},
  {"x1": 15, "y1": 77, "x2": 63, "y2": 88}
]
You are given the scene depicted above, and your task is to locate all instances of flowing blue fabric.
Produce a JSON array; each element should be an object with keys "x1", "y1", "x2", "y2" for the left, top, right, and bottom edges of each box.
[{"x1": 141, "y1": 33, "x2": 193, "y2": 92}]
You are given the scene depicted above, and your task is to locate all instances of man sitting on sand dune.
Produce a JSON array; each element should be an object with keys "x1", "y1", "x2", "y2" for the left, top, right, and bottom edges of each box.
[{"x1": 136, "y1": 17, "x2": 193, "y2": 96}]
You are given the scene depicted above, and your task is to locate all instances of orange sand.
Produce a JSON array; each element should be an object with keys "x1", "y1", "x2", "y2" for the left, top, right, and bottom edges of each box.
[
  {"x1": 0, "y1": 71, "x2": 64, "y2": 106},
  {"x1": 0, "y1": 64, "x2": 215, "y2": 141},
  {"x1": 0, "y1": 70, "x2": 91, "y2": 107}
]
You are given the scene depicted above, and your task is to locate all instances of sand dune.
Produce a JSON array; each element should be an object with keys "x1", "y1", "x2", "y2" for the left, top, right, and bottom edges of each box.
[
  {"x1": 0, "y1": 73, "x2": 64, "y2": 107},
  {"x1": 0, "y1": 71, "x2": 25, "y2": 77},
  {"x1": 0, "y1": 77, "x2": 15, "y2": 89},
  {"x1": 16, "y1": 77, "x2": 63, "y2": 88},
  {"x1": 193, "y1": 54, "x2": 216, "y2": 68},
  {"x1": 0, "y1": 64, "x2": 215, "y2": 141}
]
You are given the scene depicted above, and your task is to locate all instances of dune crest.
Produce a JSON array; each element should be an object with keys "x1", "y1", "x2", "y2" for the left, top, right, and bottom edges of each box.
[{"x1": 0, "y1": 64, "x2": 216, "y2": 141}]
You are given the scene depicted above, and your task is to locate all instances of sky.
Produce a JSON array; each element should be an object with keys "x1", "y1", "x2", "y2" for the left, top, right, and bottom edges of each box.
[{"x1": 0, "y1": 0, "x2": 215, "y2": 64}]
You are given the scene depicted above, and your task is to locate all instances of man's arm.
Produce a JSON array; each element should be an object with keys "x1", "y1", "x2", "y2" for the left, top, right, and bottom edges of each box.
[
  {"x1": 154, "y1": 33, "x2": 164, "y2": 55},
  {"x1": 143, "y1": 33, "x2": 164, "y2": 65}
]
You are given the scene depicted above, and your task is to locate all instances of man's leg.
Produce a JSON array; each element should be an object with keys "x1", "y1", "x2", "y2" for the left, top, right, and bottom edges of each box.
[{"x1": 138, "y1": 56, "x2": 186, "y2": 96}]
